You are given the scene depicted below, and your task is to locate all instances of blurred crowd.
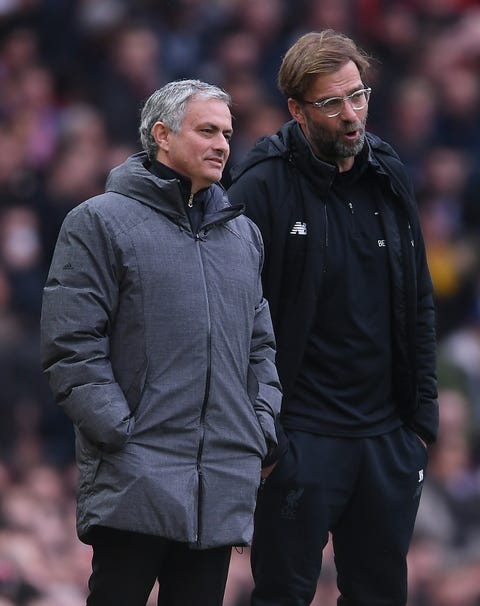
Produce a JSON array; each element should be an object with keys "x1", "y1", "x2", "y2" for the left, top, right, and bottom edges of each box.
[{"x1": 0, "y1": 0, "x2": 479, "y2": 604}]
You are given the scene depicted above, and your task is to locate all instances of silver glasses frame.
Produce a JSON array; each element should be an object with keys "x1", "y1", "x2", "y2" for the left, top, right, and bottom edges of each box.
[{"x1": 300, "y1": 87, "x2": 372, "y2": 118}]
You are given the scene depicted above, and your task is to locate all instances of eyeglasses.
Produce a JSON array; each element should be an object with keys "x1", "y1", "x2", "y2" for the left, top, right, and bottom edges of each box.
[{"x1": 300, "y1": 87, "x2": 372, "y2": 118}]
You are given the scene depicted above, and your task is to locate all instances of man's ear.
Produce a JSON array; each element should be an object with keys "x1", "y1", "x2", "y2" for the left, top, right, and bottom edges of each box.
[
  {"x1": 287, "y1": 98, "x2": 306, "y2": 127},
  {"x1": 152, "y1": 121, "x2": 170, "y2": 152}
]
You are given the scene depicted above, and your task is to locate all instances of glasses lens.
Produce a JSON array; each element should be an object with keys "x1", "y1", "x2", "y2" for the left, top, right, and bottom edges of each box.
[
  {"x1": 322, "y1": 98, "x2": 343, "y2": 115},
  {"x1": 350, "y1": 89, "x2": 370, "y2": 110},
  {"x1": 312, "y1": 88, "x2": 371, "y2": 116}
]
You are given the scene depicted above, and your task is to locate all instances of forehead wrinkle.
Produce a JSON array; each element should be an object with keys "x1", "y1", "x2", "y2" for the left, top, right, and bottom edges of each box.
[{"x1": 307, "y1": 61, "x2": 363, "y2": 100}]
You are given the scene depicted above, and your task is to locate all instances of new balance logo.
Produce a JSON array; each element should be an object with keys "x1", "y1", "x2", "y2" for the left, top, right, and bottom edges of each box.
[{"x1": 290, "y1": 221, "x2": 307, "y2": 235}]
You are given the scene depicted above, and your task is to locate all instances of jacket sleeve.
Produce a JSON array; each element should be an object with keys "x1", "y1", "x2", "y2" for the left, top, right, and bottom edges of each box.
[
  {"x1": 411, "y1": 215, "x2": 439, "y2": 444},
  {"x1": 40, "y1": 202, "x2": 134, "y2": 452},
  {"x1": 246, "y1": 222, "x2": 286, "y2": 465},
  {"x1": 230, "y1": 170, "x2": 291, "y2": 462},
  {"x1": 375, "y1": 144, "x2": 439, "y2": 444},
  {"x1": 397, "y1": 165, "x2": 439, "y2": 444},
  {"x1": 230, "y1": 166, "x2": 280, "y2": 251},
  {"x1": 229, "y1": 167, "x2": 282, "y2": 324}
]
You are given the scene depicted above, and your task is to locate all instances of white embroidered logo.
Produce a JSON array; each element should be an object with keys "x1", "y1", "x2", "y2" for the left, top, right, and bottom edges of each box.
[
  {"x1": 290, "y1": 221, "x2": 307, "y2": 235},
  {"x1": 378, "y1": 239, "x2": 386, "y2": 247},
  {"x1": 418, "y1": 469, "x2": 424, "y2": 482}
]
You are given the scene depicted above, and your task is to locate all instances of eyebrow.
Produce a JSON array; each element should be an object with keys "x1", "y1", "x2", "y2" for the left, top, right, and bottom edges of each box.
[{"x1": 195, "y1": 121, "x2": 233, "y2": 138}]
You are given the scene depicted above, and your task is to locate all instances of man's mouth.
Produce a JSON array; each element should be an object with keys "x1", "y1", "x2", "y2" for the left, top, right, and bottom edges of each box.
[
  {"x1": 342, "y1": 123, "x2": 363, "y2": 140},
  {"x1": 206, "y1": 157, "x2": 224, "y2": 167}
]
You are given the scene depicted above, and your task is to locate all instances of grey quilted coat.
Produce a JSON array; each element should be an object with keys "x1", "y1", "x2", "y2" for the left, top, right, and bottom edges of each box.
[{"x1": 40, "y1": 152, "x2": 282, "y2": 548}]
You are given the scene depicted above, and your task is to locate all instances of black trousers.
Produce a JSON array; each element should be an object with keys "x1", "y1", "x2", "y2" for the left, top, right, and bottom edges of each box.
[
  {"x1": 251, "y1": 427, "x2": 428, "y2": 606},
  {"x1": 86, "y1": 526, "x2": 231, "y2": 606}
]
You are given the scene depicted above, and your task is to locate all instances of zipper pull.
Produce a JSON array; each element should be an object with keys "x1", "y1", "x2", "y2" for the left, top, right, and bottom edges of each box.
[
  {"x1": 347, "y1": 201, "x2": 354, "y2": 214},
  {"x1": 188, "y1": 193, "x2": 194, "y2": 208}
]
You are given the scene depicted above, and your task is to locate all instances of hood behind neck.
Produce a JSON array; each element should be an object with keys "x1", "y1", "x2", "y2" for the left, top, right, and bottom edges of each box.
[{"x1": 106, "y1": 152, "x2": 232, "y2": 220}]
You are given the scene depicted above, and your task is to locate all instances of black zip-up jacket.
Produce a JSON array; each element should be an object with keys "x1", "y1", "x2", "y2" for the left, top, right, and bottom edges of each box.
[{"x1": 228, "y1": 121, "x2": 438, "y2": 444}]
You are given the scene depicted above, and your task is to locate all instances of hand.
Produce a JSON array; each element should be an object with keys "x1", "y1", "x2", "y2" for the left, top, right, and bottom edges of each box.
[{"x1": 261, "y1": 462, "x2": 277, "y2": 479}]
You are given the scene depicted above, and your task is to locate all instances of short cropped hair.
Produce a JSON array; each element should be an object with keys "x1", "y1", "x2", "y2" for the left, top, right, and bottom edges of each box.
[
  {"x1": 278, "y1": 30, "x2": 372, "y2": 100},
  {"x1": 139, "y1": 79, "x2": 231, "y2": 160}
]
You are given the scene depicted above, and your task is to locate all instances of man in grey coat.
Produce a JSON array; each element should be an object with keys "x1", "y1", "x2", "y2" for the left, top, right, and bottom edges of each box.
[{"x1": 40, "y1": 79, "x2": 282, "y2": 606}]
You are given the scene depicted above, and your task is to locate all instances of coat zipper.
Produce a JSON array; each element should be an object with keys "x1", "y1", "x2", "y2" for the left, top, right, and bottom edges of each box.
[{"x1": 193, "y1": 235, "x2": 212, "y2": 546}]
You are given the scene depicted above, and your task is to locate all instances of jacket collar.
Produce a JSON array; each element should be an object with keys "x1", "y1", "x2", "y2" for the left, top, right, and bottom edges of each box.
[
  {"x1": 288, "y1": 121, "x2": 373, "y2": 195},
  {"x1": 148, "y1": 158, "x2": 193, "y2": 201},
  {"x1": 230, "y1": 120, "x2": 371, "y2": 197}
]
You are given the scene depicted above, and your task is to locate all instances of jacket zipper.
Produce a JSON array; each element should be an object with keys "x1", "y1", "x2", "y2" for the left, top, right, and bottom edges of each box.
[
  {"x1": 323, "y1": 202, "x2": 329, "y2": 273},
  {"x1": 193, "y1": 235, "x2": 212, "y2": 546},
  {"x1": 346, "y1": 200, "x2": 357, "y2": 235}
]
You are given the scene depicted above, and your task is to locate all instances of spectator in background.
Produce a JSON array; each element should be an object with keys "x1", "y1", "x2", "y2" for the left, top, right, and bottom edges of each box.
[
  {"x1": 156, "y1": 0, "x2": 225, "y2": 81},
  {"x1": 439, "y1": 297, "x2": 480, "y2": 456},
  {"x1": 225, "y1": 0, "x2": 290, "y2": 101},
  {"x1": 10, "y1": 63, "x2": 59, "y2": 170},
  {"x1": 0, "y1": 205, "x2": 45, "y2": 324},
  {"x1": 417, "y1": 146, "x2": 478, "y2": 338},
  {"x1": 37, "y1": 102, "x2": 115, "y2": 262},
  {"x1": 381, "y1": 77, "x2": 437, "y2": 184},
  {"x1": 0, "y1": 125, "x2": 32, "y2": 207},
  {"x1": 88, "y1": 22, "x2": 165, "y2": 147},
  {"x1": 412, "y1": 388, "x2": 480, "y2": 606},
  {"x1": 0, "y1": 462, "x2": 88, "y2": 605}
]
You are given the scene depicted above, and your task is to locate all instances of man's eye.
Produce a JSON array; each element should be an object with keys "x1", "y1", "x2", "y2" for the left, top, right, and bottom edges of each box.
[
  {"x1": 322, "y1": 98, "x2": 341, "y2": 110},
  {"x1": 351, "y1": 91, "x2": 365, "y2": 101}
]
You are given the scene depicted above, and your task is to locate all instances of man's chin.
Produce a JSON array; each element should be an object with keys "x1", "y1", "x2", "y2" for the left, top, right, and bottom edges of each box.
[
  {"x1": 206, "y1": 169, "x2": 223, "y2": 184},
  {"x1": 335, "y1": 134, "x2": 365, "y2": 158}
]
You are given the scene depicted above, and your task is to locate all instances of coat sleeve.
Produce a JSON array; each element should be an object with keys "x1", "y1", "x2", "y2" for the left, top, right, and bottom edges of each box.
[{"x1": 40, "y1": 202, "x2": 134, "y2": 452}]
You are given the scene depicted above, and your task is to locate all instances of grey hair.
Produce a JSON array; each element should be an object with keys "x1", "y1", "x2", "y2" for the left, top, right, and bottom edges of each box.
[{"x1": 139, "y1": 79, "x2": 231, "y2": 160}]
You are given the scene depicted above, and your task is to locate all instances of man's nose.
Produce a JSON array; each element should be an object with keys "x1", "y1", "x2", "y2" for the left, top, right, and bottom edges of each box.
[
  {"x1": 340, "y1": 98, "x2": 360, "y2": 120},
  {"x1": 213, "y1": 133, "x2": 230, "y2": 152}
]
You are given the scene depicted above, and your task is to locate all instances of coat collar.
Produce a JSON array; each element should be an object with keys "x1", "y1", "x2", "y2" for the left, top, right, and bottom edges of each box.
[{"x1": 105, "y1": 152, "x2": 243, "y2": 230}]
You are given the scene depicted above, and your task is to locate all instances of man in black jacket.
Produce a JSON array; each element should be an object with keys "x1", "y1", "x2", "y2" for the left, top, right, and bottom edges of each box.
[{"x1": 228, "y1": 30, "x2": 438, "y2": 606}]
